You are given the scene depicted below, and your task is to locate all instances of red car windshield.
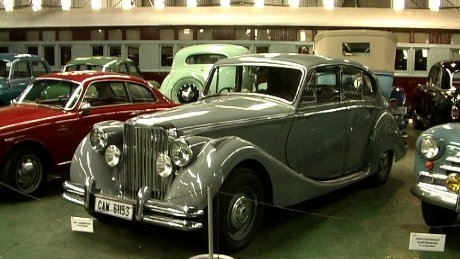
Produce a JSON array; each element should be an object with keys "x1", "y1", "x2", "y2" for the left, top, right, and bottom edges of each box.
[{"x1": 18, "y1": 79, "x2": 80, "y2": 109}]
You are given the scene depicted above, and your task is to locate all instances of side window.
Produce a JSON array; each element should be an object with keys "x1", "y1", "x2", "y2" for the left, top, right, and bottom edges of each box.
[
  {"x1": 84, "y1": 81, "x2": 128, "y2": 106},
  {"x1": 13, "y1": 61, "x2": 31, "y2": 79},
  {"x1": 414, "y1": 48, "x2": 429, "y2": 72},
  {"x1": 314, "y1": 66, "x2": 340, "y2": 103},
  {"x1": 128, "y1": 63, "x2": 141, "y2": 77},
  {"x1": 126, "y1": 82, "x2": 157, "y2": 103},
  {"x1": 31, "y1": 61, "x2": 48, "y2": 77},
  {"x1": 341, "y1": 66, "x2": 363, "y2": 101},
  {"x1": 361, "y1": 73, "x2": 374, "y2": 100},
  {"x1": 117, "y1": 63, "x2": 128, "y2": 74}
]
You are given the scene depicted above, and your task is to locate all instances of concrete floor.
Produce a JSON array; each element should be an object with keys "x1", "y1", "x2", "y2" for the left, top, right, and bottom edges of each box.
[{"x1": 1, "y1": 123, "x2": 459, "y2": 259}]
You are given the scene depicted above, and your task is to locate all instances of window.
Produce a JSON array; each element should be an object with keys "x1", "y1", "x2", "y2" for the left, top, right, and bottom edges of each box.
[
  {"x1": 185, "y1": 54, "x2": 226, "y2": 65},
  {"x1": 342, "y1": 42, "x2": 370, "y2": 56},
  {"x1": 92, "y1": 45, "x2": 104, "y2": 56},
  {"x1": 126, "y1": 83, "x2": 157, "y2": 103},
  {"x1": 109, "y1": 46, "x2": 121, "y2": 57},
  {"x1": 127, "y1": 62, "x2": 141, "y2": 77},
  {"x1": 178, "y1": 29, "x2": 193, "y2": 40},
  {"x1": 60, "y1": 46, "x2": 72, "y2": 66},
  {"x1": 341, "y1": 66, "x2": 363, "y2": 100},
  {"x1": 312, "y1": 66, "x2": 340, "y2": 103},
  {"x1": 255, "y1": 46, "x2": 269, "y2": 53},
  {"x1": 394, "y1": 48, "x2": 408, "y2": 70},
  {"x1": 31, "y1": 61, "x2": 48, "y2": 77},
  {"x1": 85, "y1": 82, "x2": 129, "y2": 106},
  {"x1": 127, "y1": 45, "x2": 139, "y2": 65},
  {"x1": 161, "y1": 46, "x2": 173, "y2": 67},
  {"x1": 13, "y1": 61, "x2": 31, "y2": 79},
  {"x1": 44, "y1": 46, "x2": 55, "y2": 66},
  {"x1": 414, "y1": 48, "x2": 429, "y2": 71},
  {"x1": 0, "y1": 46, "x2": 8, "y2": 53},
  {"x1": 0, "y1": 60, "x2": 10, "y2": 78},
  {"x1": 28, "y1": 46, "x2": 39, "y2": 55}
]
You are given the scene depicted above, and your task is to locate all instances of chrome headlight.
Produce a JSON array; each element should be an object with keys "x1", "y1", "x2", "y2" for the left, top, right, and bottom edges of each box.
[
  {"x1": 170, "y1": 138, "x2": 193, "y2": 167},
  {"x1": 156, "y1": 153, "x2": 173, "y2": 178},
  {"x1": 90, "y1": 127, "x2": 108, "y2": 152},
  {"x1": 105, "y1": 145, "x2": 121, "y2": 167},
  {"x1": 420, "y1": 135, "x2": 440, "y2": 159}
]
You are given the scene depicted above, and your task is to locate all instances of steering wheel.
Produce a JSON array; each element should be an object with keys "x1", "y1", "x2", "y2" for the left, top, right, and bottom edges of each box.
[{"x1": 218, "y1": 87, "x2": 236, "y2": 94}]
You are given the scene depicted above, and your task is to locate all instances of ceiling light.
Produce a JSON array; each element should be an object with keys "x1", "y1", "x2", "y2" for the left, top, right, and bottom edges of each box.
[
  {"x1": 31, "y1": 0, "x2": 42, "y2": 12},
  {"x1": 429, "y1": 0, "x2": 440, "y2": 12},
  {"x1": 254, "y1": 0, "x2": 264, "y2": 8},
  {"x1": 4, "y1": 0, "x2": 14, "y2": 12},
  {"x1": 122, "y1": 0, "x2": 133, "y2": 10},
  {"x1": 61, "y1": 0, "x2": 71, "y2": 10},
  {"x1": 392, "y1": 0, "x2": 404, "y2": 11},
  {"x1": 323, "y1": 0, "x2": 334, "y2": 10},
  {"x1": 91, "y1": 0, "x2": 102, "y2": 10},
  {"x1": 220, "y1": 0, "x2": 230, "y2": 8},
  {"x1": 187, "y1": 0, "x2": 197, "y2": 8},
  {"x1": 288, "y1": 0, "x2": 299, "y2": 8},
  {"x1": 154, "y1": 0, "x2": 164, "y2": 9}
]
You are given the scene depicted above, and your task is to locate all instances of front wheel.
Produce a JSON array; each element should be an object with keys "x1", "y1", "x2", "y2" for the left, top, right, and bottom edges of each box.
[
  {"x1": 368, "y1": 151, "x2": 393, "y2": 187},
  {"x1": 421, "y1": 201, "x2": 458, "y2": 227},
  {"x1": 213, "y1": 167, "x2": 265, "y2": 253},
  {"x1": 0, "y1": 147, "x2": 46, "y2": 198}
]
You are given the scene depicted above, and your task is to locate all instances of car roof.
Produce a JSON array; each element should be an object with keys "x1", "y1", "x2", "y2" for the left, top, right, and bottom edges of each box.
[
  {"x1": 65, "y1": 56, "x2": 134, "y2": 66},
  {"x1": 215, "y1": 53, "x2": 369, "y2": 70},
  {"x1": 438, "y1": 60, "x2": 460, "y2": 71},
  {"x1": 175, "y1": 44, "x2": 251, "y2": 58},
  {"x1": 37, "y1": 71, "x2": 147, "y2": 84},
  {"x1": 0, "y1": 53, "x2": 45, "y2": 62}
]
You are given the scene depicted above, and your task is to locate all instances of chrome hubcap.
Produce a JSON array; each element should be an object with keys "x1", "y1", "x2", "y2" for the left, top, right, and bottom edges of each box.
[
  {"x1": 230, "y1": 195, "x2": 252, "y2": 230},
  {"x1": 16, "y1": 157, "x2": 41, "y2": 192}
]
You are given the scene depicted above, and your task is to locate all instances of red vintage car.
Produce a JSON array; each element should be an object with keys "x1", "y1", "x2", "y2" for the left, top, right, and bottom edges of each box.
[{"x1": 0, "y1": 71, "x2": 177, "y2": 198}]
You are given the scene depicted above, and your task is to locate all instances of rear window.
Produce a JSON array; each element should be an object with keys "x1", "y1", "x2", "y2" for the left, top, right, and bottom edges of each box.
[{"x1": 185, "y1": 54, "x2": 226, "y2": 65}]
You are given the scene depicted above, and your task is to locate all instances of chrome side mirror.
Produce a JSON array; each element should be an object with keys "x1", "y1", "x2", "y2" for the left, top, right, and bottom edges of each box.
[{"x1": 79, "y1": 102, "x2": 92, "y2": 114}]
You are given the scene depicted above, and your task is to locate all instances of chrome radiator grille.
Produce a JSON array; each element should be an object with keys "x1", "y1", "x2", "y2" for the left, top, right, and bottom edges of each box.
[{"x1": 122, "y1": 124, "x2": 172, "y2": 200}]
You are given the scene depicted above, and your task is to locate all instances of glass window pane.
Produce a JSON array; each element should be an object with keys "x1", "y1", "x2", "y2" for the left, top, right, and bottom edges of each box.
[
  {"x1": 110, "y1": 46, "x2": 121, "y2": 57},
  {"x1": 61, "y1": 46, "x2": 72, "y2": 66},
  {"x1": 394, "y1": 48, "x2": 408, "y2": 71},
  {"x1": 31, "y1": 61, "x2": 48, "y2": 76},
  {"x1": 414, "y1": 48, "x2": 429, "y2": 71},
  {"x1": 127, "y1": 82, "x2": 156, "y2": 103},
  {"x1": 161, "y1": 46, "x2": 173, "y2": 67},
  {"x1": 92, "y1": 45, "x2": 104, "y2": 56},
  {"x1": 13, "y1": 61, "x2": 31, "y2": 79},
  {"x1": 44, "y1": 46, "x2": 55, "y2": 66},
  {"x1": 28, "y1": 46, "x2": 39, "y2": 55}
]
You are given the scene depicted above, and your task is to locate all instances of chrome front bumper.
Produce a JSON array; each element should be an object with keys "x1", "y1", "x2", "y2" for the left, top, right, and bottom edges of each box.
[
  {"x1": 411, "y1": 182, "x2": 460, "y2": 213},
  {"x1": 62, "y1": 178, "x2": 204, "y2": 231}
]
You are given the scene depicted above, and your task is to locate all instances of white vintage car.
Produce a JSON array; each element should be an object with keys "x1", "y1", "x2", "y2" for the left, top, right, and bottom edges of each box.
[{"x1": 159, "y1": 44, "x2": 250, "y2": 103}]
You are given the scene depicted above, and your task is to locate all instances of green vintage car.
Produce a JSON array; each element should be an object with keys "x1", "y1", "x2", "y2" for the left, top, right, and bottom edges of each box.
[
  {"x1": 159, "y1": 44, "x2": 250, "y2": 103},
  {"x1": 63, "y1": 56, "x2": 142, "y2": 77},
  {"x1": 63, "y1": 54, "x2": 406, "y2": 252},
  {"x1": 411, "y1": 123, "x2": 460, "y2": 226}
]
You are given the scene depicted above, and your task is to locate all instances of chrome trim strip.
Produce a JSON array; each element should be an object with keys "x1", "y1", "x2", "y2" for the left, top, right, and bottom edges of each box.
[
  {"x1": 440, "y1": 165, "x2": 460, "y2": 173},
  {"x1": 144, "y1": 199, "x2": 204, "y2": 218},
  {"x1": 62, "y1": 192, "x2": 85, "y2": 206},
  {"x1": 143, "y1": 215, "x2": 203, "y2": 231},
  {"x1": 419, "y1": 170, "x2": 448, "y2": 180},
  {"x1": 63, "y1": 180, "x2": 85, "y2": 195},
  {"x1": 414, "y1": 182, "x2": 459, "y2": 212},
  {"x1": 446, "y1": 156, "x2": 460, "y2": 163}
]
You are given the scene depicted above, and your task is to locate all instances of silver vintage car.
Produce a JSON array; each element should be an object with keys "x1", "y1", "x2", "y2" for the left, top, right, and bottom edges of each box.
[{"x1": 63, "y1": 54, "x2": 406, "y2": 252}]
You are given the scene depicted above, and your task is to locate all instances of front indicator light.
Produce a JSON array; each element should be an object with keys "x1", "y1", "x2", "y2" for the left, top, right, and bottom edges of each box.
[
  {"x1": 425, "y1": 160, "x2": 434, "y2": 170},
  {"x1": 105, "y1": 145, "x2": 121, "y2": 167},
  {"x1": 446, "y1": 173, "x2": 460, "y2": 193}
]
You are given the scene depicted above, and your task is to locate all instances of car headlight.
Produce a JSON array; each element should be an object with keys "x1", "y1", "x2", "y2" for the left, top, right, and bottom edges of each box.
[
  {"x1": 105, "y1": 145, "x2": 121, "y2": 167},
  {"x1": 170, "y1": 138, "x2": 193, "y2": 167},
  {"x1": 156, "y1": 153, "x2": 173, "y2": 178},
  {"x1": 90, "y1": 127, "x2": 108, "y2": 152},
  {"x1": 420, "y1": 135, "x2": 440, "y2": 159}
]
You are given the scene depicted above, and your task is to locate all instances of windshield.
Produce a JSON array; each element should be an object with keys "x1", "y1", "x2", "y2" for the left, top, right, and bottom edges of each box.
[
  {"x1": 204, "y1": 65, "x2": 302, "y2": 102},
  {"x1": 0, "y1": 60, "x2": 11, "y2": 79},
  {"x1": 18, "y1": 79, "x2": 81, "y2": 109},
  {"x1": 64, "y1": 64, "x2": 106, "y2": 72}
]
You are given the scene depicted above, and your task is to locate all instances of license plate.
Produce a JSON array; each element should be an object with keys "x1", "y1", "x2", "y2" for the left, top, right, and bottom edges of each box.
[
  {"x1": 392, "y1": 106, "x2": 407, "y2": 115},
  {"x1": 94, "y1": 197, "x2": 133, "y2": 220}
]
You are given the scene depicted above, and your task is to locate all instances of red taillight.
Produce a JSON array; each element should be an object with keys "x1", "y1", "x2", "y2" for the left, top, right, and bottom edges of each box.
[{"x1": 425, "y1": 160, "x2": 434, "y2": 170}]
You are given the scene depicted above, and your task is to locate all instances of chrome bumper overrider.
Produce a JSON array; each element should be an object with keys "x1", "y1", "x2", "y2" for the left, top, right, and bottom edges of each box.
[
  {"x1": 62, "y1": 178, "x2": 204, "y2": 231},
  {"x1": 411, "y1": 181, "x2": 460, "y2": 213}
]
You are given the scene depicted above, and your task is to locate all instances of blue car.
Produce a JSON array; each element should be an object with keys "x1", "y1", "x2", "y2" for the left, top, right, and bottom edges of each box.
[
  {"x1": 411, "y1": 123, "x2": 460, "y2": 226},
  {"x1": 0, "y1": 53, "x2": 51, "y2": 106}
]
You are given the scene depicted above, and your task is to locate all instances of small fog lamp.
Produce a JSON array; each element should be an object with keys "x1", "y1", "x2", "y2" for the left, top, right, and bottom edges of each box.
[
  {"x1": 105, "y1": 145, "x2": 121, "y2": 167},
  {"x1": 156, "y1": 153, "x2": 173, "y2": 178},
  {"x1": 425, "y1": 160, "x2": 434, "y2": 171}
]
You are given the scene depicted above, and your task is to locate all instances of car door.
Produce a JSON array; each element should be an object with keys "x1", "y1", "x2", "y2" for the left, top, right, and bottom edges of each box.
[
  {"x1": 286, "y1": 65, "x2": 346, "y2": 180},
  {"x1": 341, "y1": 65, "x2": 377, "y2": 174}
]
